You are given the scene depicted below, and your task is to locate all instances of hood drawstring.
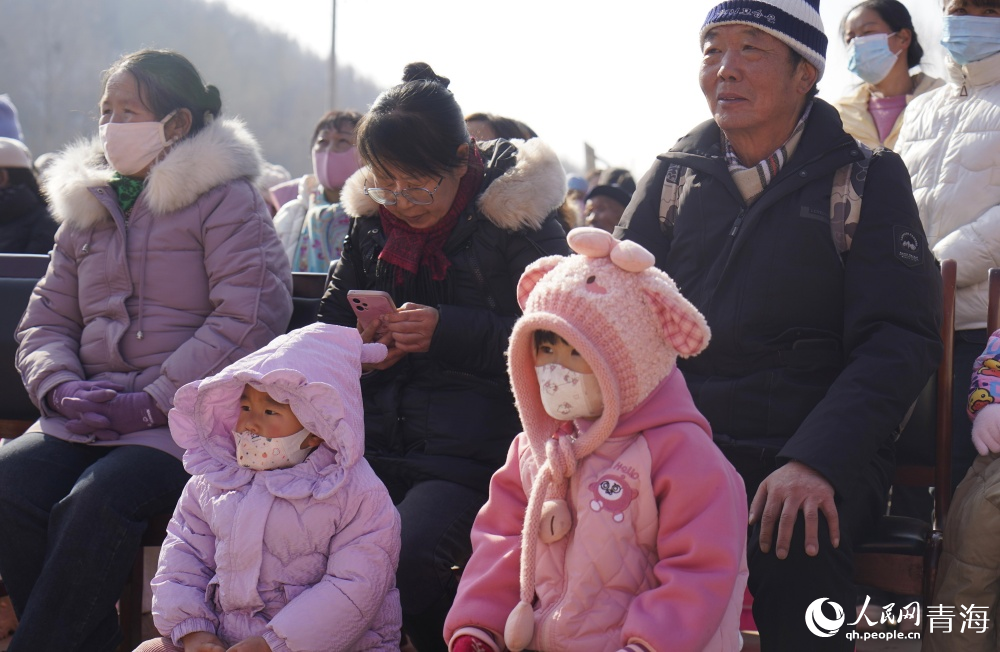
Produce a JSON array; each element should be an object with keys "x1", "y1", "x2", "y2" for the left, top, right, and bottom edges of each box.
[{"x1": 504, "y1": 424, "x2": 578, "y2": 651}]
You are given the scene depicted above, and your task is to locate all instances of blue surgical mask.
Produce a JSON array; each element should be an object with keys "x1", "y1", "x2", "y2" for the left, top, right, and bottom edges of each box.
[
  {"x1": 847, "y1": 32, "x2": 901, "y2": 85},
  {"x1": 941, "y1": 15, "x2": 1000, "y2": 66}
]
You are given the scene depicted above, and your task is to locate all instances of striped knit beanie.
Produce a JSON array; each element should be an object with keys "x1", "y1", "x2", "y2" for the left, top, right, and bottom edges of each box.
[{"x1": 701, "y1": 0, "x2": 827, "y2": 80}]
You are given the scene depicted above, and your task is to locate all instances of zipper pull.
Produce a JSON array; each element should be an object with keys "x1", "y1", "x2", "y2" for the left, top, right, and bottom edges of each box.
[
  {"x1": 960, "y1": 82, "x2": 968, "y2": 97},
  {"x1": 729, "y1": 208, "x2": 746, "y2": 237}
]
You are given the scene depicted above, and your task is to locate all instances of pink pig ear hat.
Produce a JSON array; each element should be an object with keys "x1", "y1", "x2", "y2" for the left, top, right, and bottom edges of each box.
[{"x1": 503, "y1": 226, "x2": 712, "y2": 650}]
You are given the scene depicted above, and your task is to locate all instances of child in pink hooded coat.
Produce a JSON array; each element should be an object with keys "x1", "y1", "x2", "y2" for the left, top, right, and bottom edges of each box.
[
  {"x1": 444, "y1": 228, "x2": 749, "y2": 652},
  {"x1": 137, "y1": 323, "x2": 402, "y2": 652}
]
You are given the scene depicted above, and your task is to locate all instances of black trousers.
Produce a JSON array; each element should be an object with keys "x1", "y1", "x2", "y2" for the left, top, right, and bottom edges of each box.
[{"x1": 723, "y1": 442, "x2": 892, "y2": 651}]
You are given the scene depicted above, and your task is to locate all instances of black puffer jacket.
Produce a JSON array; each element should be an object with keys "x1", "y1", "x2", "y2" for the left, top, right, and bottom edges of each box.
[
  {"x1": 617, "y1": 100, "x2": 943, "y2": 496},
  {"x1": 319, "y1": 138, "x2": 569, "y2": 492}
]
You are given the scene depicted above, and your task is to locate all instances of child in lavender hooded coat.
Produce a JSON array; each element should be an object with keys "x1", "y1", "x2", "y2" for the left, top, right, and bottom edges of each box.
[{"x1": 138, "y1": 323, "x2": 402, "y2": 652}]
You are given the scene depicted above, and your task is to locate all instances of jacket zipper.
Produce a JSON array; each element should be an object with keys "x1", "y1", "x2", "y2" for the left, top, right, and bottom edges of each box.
[
  {"x1": 729, "y1": 208, "x2": 746, "y2": 238},
  {"x1": 464, "y1": 240, "x2": 497, "y2": 311}
]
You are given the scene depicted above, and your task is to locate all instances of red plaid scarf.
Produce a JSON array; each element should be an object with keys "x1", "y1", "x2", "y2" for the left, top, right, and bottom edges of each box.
[{"x1": 377, "y1": 146, "x2": 484, "y2": 283}]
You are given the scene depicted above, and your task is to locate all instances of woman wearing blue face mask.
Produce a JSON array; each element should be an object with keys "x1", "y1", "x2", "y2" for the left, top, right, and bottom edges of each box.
[
  {"x1": 833, "y1": 0, "x2": 944, "y2": 149},
  {"x1": 895, "y1": 0, "x2": 1000, "y2": 518}
]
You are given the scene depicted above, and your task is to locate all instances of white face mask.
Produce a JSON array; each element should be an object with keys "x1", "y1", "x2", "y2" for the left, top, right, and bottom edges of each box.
[
  {"x1": 535, "y1": 363, "x2": 603, "y2": 420},
  {"x1": 234, "y1": 428, "x2": 314, "y2": 470},
  {"x1": 847, "y1": 33, "x2": 900, "y2": 85},
  {"x1": 99, "y1": 110, "x2": 177, "y2": 176}
]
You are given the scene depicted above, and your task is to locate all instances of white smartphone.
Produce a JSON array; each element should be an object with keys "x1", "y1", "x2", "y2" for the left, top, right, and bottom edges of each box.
[{"x1": 347, "y1": 290, "x2": 398, "y2": 331}]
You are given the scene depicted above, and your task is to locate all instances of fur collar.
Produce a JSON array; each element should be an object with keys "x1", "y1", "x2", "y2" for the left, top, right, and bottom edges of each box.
[
  {"x1": 44, "y1": 118, "x2": 263, "y2": 229},
  {"x1": 340, "y1": 138, "x2": 567, "y2": 233}
]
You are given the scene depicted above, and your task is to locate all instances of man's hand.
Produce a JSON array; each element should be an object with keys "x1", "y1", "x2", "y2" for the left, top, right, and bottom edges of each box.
[
  {"x1": 226, "y1": 635, "x2": 271, "y2": 652},
  {"x1": 382, "y1": 302, "x2": 440, "y2": 353},
  {"x1": 749, "y1": 460, "x2": 840, "y2": 560},
  {"x1": 181, "y1": 631, "x2": 226, "y2": 652}
]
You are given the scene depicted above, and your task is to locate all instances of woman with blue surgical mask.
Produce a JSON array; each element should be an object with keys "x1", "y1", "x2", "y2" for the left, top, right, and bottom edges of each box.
[
  {"x1": 909, "y1": 6, "x2": 1000, "y2": 648},
  {"x1": 833, "y1": 0, "x2": 944, "y2": 149},
  {"x1": 895, "y1": 0, "x2": 1000, "y2": 563},
  {"x1": 940, "y1": 0, "x2": 1000, "y2": 66}
]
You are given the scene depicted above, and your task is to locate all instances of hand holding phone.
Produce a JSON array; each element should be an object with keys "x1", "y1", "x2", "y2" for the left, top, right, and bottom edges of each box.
[{"x1": 347, "y1": 290, "x2": 398, "y2": 332}]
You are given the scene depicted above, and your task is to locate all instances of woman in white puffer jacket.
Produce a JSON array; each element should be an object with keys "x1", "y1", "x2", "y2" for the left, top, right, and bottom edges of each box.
[{"x1": 896, "y1": 4, "x2": 1000, "y2": 491}]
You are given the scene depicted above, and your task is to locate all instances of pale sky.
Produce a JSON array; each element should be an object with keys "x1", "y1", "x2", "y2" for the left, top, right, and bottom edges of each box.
[{"x1": 213, "y1": 0, "x2": 947, "y2": 175}]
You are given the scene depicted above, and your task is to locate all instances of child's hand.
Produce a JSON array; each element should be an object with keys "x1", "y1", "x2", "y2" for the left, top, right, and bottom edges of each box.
[
  {"x1": 181, "y1": 631, "x2": 226, "y2": 652},
  {"x1": 359, "y1": 316, "x2": 406, "y2": 371},
  {"x1": 226, "y1": 636, "x2": 271, "y2": 652},
  {"x1": 972, "y1": 403, "x2": 1000, "y2": 455}
]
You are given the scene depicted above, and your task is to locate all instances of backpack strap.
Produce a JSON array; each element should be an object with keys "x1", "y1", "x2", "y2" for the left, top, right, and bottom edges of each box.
[
  {"x1": 659, "y1": 143, "x2": 874, "y2": 257},
  {"x1": 829, "y1": 141, "x2": 874, "y2": 257},
  {"x1": 658, "y1": 163, "x2": 688, "y2": 237}
]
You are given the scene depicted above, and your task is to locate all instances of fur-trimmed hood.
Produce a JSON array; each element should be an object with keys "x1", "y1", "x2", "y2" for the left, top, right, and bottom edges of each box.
[
  {"x1": 340, "y1": 138, "x2": 567, "y2": 233},
  {"x1": 43, "y1": 117, "x2": 263, "y2": 229}
]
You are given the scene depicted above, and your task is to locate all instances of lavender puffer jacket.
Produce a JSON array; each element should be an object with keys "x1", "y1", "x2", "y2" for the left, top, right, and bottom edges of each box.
[
  {"x1": 15, "y1": 118, "x2": 293, "y2": 456},
  {"x1": 153, "y1": 324, "x2": 402, "y2": 651}
]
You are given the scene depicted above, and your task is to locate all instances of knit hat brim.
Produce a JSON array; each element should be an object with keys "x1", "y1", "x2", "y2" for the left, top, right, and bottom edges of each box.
[{"x1": 701, "y1": 0, "x2": 827, "y2": 80}]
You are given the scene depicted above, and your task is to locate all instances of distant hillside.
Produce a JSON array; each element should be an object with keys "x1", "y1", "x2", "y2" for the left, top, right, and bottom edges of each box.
[{"x1": 0, "y1": 0, "x2": 383, "y2": 176}]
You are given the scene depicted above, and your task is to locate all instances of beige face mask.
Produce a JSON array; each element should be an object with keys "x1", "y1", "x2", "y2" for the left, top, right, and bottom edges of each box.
[
  {"x1": 99, "y1": 110, "x2": 176, "y2": 176},
  {"x1": 535, "y1": 363, "x2": 604, "y2": 420}
]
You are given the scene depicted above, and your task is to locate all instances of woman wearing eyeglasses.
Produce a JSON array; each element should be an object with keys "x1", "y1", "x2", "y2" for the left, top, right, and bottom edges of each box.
[{"x1": 317, "y1": 62, "x2": 569, "y2": 651}]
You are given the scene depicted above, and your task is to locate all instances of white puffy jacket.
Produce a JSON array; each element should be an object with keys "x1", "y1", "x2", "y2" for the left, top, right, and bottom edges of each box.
[{"x1": 896, "y1": 51, "x2": 1000, "y2": 330}]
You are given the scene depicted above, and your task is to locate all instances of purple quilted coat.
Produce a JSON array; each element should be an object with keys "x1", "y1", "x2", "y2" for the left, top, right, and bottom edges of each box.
[
  {"x1": 152, "y1": 323, "x2": 402, "y2": 651},
  {"x1": 15, "y1": 118, "x2": 293, "y2": 457}
]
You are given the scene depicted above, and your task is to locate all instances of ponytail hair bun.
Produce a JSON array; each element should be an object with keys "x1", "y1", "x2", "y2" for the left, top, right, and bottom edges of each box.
[
  {"x1": 203, "y1": 84, "x2": 222, "y2": 119},
  {"x1": 402, "y1": 62, "x2": 450, "y2": 88}
]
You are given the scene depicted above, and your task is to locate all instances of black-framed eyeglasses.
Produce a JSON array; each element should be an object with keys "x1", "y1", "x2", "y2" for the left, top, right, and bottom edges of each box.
[{"x1": 364, "y1": 175, "x2": 444, "y2": 206}]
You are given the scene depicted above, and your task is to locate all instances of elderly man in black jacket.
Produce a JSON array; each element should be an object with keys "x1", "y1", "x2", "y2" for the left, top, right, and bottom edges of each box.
[{"x1": 616, "y1": 1, "x2": 942, "y2": 650}]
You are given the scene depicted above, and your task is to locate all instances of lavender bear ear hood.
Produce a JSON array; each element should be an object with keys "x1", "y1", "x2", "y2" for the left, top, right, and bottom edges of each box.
[{"x1": 168, "y1": 323, "x2": 387, "y2": 494}]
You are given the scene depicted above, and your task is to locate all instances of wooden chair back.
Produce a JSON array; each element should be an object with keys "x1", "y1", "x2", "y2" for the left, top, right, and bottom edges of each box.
[{"x1": 852, "y1": 258, "x2": 956, "y2": 622}]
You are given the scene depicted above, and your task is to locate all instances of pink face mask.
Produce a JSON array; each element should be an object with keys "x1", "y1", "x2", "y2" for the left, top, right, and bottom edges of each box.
[
  {"x1": 313, "y1": 146, "x2": 361, "y2": 191},
  {"x1": 99, "y1": 110, "x2": 177, "y2": 177}
]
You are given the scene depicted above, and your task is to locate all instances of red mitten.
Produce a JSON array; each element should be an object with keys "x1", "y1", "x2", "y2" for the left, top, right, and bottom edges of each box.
[{"x1": 452, "y1": 635, "x2": 494, "y2": 652}]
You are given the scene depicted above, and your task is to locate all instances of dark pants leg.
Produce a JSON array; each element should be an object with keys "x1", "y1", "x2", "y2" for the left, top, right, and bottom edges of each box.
[
  {"x1": 0, "y1": 433, "x2": 189, "y2": 652},
  {"x1": 727, "y1": 445, "x2": 891, "y2": 652},
  {"x1": 952, "y1": 328, "x2": 988, "y2": 492},
  {"x1": 384, "y1": 477, "x2": 486, "y2": 652}
]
